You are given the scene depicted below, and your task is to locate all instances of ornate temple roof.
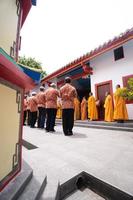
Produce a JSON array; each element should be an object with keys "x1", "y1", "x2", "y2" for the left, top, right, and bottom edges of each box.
[{"x1": 42, "y1": 27, "x2": 133, "y2": 83}]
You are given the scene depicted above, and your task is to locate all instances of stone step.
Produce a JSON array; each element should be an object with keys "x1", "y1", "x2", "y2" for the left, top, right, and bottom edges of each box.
[
  {"x1": 17, "y1": 175, "x2": 47, "y2": 200},
  {"x1": 64, "y1": 188, "x2": 105, "y2": 200},
  {"x1": 56, "y1": 120, "x2": 133, "y2": 132},
  {"x1": 40, "y1": 179, "x2": 59, "y2": 200},
  {"x1": 0, "y1": 161, "x2": 33, "y2": 200}
]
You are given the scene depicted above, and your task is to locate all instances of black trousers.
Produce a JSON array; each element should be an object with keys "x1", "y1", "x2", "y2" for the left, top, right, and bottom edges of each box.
[
  {"x1": 38, "y1": 107, "x2": 46, "y2": 128},
  {"x1": 46, "y1": 108, "x2": 57, "y2": 131},
  {"x1": 62, "y1": 109, "x2": 74, "y2": 135},
  {"x1": 30, "y1": 111, "x2": 37, "y2": 128}
]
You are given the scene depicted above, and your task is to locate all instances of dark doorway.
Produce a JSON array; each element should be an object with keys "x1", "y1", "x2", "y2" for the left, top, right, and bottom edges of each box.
[
  {"x1": 96, "y1": 81, "x2": 113, "y2": 120},
  {"x1": 72, "y1": 76, "x2": 91, "y2": 101}
]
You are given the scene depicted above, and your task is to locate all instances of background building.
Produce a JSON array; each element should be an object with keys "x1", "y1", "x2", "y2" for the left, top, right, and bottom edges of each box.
[{"x1": 42, "y1": 28, "x2": 133, "y2": 120}]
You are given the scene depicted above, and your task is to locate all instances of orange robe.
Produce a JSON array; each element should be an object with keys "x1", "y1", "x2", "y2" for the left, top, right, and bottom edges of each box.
[
  {"x1": 56, "y1": 101, "x2": 62, "y2": 119},
  {"x1": 74, "y1": 98, "x2": 80, "y2": 120},
  {"x1": 88, "y1": 96, "x2": 98, "y2": 120},
  {"x1": 104, "y1": 94, "x2": 114, "y2": 122},
  {"x1": 113, "y1": 88, "x2": 128, "y2": 120},
  {"x1": 81, "y1": 98, "x2": 87, "y2": 120}
]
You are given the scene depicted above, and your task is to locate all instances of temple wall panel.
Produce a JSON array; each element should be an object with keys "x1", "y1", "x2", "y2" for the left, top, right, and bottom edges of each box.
[
  {"x1": 0, "y1": 81, "x2": 22, "y2": 184},
  {"x1": 0, "y1": 0, "x2": 18, "y2": 55}
]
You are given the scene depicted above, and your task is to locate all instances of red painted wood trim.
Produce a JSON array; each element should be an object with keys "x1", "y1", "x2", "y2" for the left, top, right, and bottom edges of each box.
[
  {"x1": 95, "y1": 80, "x2": 113, "y2": 99},
  {"x1": 0, "y1": 54, "x2": 35, "y2": 91},
  {"x1": 0, "y1": 168, "x2": 21, "y2": 192},
  {"x1": 122, "y1": 74, "x2": 133, "y2": 104},
  {"x1": 21, "y1": 0, "x2": 32, "y2": 27}
]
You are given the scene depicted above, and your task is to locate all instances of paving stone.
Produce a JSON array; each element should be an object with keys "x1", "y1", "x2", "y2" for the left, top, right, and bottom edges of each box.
[
  {"x1": 65, "y1": 188, "x2": 105, "y2": 200},
  {"x1": 22, "y1": 125, "x2": 133, "y2": 198}
]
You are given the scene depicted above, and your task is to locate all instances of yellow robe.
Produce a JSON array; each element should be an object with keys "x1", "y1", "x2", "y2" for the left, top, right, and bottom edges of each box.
[
  {"x1": 104, "y1": 95, "x2": 114, "y2": 122},
  {"x1": 88, "y1": 96, "x2": 98, "y2": 120},
  {"x1": 74, "y1": 98, "x2": 80, "y2": 120},
  {"x1": 113, "y1": 88, "x2": 128, "y2": 120},
  {"x1": 56, "y1": 102, "x2": 62, "y2": 119},
  {"x1": 81, "y1": 98, "x2": 87, "y2": 120}
]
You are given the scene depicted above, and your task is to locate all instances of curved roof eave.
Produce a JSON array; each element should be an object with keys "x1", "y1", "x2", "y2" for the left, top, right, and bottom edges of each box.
[{"x1": 41, "y1": 27, "x2": 133, "y2": 83}]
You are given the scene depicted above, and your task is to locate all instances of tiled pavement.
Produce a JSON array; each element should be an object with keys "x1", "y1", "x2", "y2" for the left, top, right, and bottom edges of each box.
[
  {"x1": 65, "y1": 188, "x2": 104, "y2": 200},
  {"x1": 22, "y1": 124, "x2": 133, "y2": 198}
]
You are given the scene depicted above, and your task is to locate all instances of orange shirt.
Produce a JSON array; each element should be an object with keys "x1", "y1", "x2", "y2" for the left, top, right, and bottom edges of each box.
[
  {"x1": 60, "y1": 83, "x2": 77, "y2": 109},
  {"x1": 45, "y1": 87, "x2": 59, "y2": 109},
  {"x1": 28, "y1": 96, "x2": 38, "y2": 112},
  {"x1": 36, "y1": 91, "x2": 46, "y2": 108}
]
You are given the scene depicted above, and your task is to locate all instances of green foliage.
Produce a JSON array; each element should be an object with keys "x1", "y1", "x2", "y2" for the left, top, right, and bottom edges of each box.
[
  {"x1": 19, "y1": 56, "x2": 47, "y2": 78},
  {"x1": 19, "y1": 56, "x2": 42, "y2": 69},
  {"x1": 119, "y1": 78, "x2": 133, "y2": 100}
]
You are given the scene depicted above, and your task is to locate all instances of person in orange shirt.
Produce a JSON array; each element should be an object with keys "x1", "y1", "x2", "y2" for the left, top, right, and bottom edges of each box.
[
  {"x1": 23, "y1": 94, "x2": 28, "y2": 125},
  {"x1": 60, "y1": 77, "x2": 77, "y2": 136},
  {"x1": 36, "y1": 86, "x2": 46, "y2": 129},
  {"x1": 45, "y1": 83, "x2": 59, "y2": 132},
  {"x1": 28, "y1": 92, "x2": 38, "y2": 128},
  {"x1": 81, "y1": 97, "x2": 87, "y2": 120},
  {"x1": 104, "y1": 92, "x2": 114, "y2": 122},
  {"x1": 88, "y1": 92, "x2": 98, "y2": 120},
  {"x1": 113, "y1": 84, "x2": 128, "y2": 123}
]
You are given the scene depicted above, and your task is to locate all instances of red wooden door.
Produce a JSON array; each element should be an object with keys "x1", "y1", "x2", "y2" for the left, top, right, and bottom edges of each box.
[{"x1": 96, "y1": 81, "x2": 112, "y2": 120}]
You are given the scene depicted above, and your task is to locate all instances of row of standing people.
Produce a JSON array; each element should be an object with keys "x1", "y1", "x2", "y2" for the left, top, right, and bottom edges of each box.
[
  {"x1": 23, "y1": 77, "x2": 77, "y2": 136},
  {"x1": 57, "y1": 84, "x2": 128, "y2": 122}
]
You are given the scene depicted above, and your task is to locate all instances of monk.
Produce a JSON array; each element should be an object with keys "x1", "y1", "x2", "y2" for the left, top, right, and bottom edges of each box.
[
  {"x1": 81, "y1": 97, "x2": 87, "y2": 120},
  {"x1": 56, "y1": 98, "x2": 62, "y2": 119},
  {"x1": 113, "y1": 84, "x2": 128, "y2": 123},
  {"x1": 74, "y1": 97, "x2": 80, "y2": 120},
  {"x1": 88, "y1": 92, "x2": 98, "y2": 120},
  {"x1": 104, "y1": 92, "x2": 114, "y2": 122}
]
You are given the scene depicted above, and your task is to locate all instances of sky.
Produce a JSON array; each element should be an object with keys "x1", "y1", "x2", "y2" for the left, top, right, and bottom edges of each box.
[{"x1": 20, "y1": 0, "x2": 133, "y2": 74}]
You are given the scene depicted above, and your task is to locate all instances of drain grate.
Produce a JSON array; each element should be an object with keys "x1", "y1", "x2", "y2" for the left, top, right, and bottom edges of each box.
[{"x1": 22, "y1": 139, "x2": 38, "y2": 150}]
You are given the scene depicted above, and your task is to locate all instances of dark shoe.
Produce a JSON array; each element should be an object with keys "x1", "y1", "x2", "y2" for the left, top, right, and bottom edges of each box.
[
  {"x1": 68, "y1": 130, "x2": 73, "y2": 135},
  {"x1": 45, "y1": 128, "x2": 49, "y2": 132},
  {"x1": 50, "y1": 129, "x2": 55, "y2": 132},
  {"x1": 68, "y1": 133, "x2": 73, "y2": 136}
]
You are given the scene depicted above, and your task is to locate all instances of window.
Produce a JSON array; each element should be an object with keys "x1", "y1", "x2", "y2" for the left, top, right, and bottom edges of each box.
[{"x1": 114, "y1": 46, "x2": 124, "y2": 61}]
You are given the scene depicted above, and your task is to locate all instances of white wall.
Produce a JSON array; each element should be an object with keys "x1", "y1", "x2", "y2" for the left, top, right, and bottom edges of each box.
[{"x1": 90, "y1": 39, "x2": 133, "y2": 119}]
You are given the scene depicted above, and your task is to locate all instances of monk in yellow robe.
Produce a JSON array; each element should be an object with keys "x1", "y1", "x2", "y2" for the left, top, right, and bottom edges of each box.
[
  {"x1": 113, "y1": 85, "x2": 128, "y2": 122},
  {"x1": 104, "y1": 92, "x2": 114, "y2": 122},
  {"x1": 74, "y1": 97, "x2": 80, "y2": 120},
  {"x1": 56, "y1": 99, "x2": 62, "y2": 119},
  {"x1": 81, "y1": 97, "x2": 87, "y2": 120},
  {"x1": 88, "y1": 92, "x2": 98, "y2": 120}
]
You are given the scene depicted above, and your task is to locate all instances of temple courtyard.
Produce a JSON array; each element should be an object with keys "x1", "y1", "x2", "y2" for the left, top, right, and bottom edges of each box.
[{"x1": 22, "y1": 123, "x2": 133, "y2": 199}]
